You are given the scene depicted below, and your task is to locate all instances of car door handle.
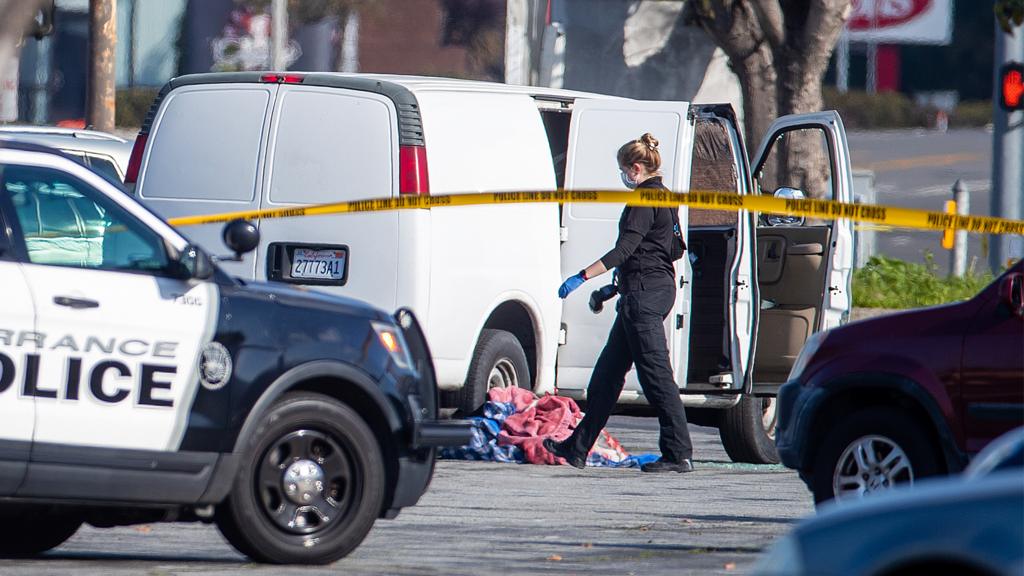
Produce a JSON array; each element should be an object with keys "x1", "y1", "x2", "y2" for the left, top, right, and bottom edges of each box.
[
  {"x1": 788, "y1": 243, "x2": 824, "y2": 256},
  {"x1": 53, "y1": 296, "x2": 100, "y2": 309}
]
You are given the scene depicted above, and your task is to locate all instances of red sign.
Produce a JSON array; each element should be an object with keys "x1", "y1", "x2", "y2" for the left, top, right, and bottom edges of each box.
[
  {"x1": 848, "y1": 0, "x2": 932, "y2": 30},
  {"x1": 1002, "y1": 63, "x2": 1024, "y2": 111}
]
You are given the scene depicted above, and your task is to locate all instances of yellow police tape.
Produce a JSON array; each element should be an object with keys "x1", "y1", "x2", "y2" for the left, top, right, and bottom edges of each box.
[{"x1": 167, "y1": 189, "x2": 1024, "y2": 236}]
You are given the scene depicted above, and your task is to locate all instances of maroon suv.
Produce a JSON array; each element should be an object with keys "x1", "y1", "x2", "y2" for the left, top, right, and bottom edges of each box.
[{"x1": 776, "y1": 261, "x2": 1024, "y2": 504}]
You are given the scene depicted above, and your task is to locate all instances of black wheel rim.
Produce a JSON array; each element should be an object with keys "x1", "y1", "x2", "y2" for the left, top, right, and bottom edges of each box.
[{"x1": 256, "y1": 429, "x2": 359, "y2": 536}]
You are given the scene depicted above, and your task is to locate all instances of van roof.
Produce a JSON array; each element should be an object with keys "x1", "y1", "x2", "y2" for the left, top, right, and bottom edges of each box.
[
  {"x1": 164, "y1": 71, "x2": 624, "y2": 102},
  {"x1": 150, "y1": 72, "x2": 628, "y2": 147},
  {"x1": 329, "y1": 73, "x2": 625, "y2": 102}
]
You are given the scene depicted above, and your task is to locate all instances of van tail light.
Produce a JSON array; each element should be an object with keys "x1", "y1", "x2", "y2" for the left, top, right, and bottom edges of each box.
[
  {"x1": 125, "y1": 132, "x2": 147, "y2": 184},
  {"x1": 399, "y1": 145, "x2": 430, "y2": 195}
]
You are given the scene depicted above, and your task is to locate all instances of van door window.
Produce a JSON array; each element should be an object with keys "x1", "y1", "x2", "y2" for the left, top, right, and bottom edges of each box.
[
  {"x1": 755, "y1": 127, "x2": 835, "y2": 206},
  {"x1": 142, "y1": 88, "x2": 271, "y2": 202},
  {"x1": 268, "y1": 89, "x2": 393, "y2": 204}
]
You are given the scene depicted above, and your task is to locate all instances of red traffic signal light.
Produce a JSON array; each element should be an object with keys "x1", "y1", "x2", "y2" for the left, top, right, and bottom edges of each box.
[{"x1": 1002, "y1": 62, "x2": 1024, "y2": 111}]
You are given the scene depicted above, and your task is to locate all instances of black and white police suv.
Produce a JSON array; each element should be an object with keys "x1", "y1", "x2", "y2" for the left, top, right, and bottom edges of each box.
[{"x1": 0, "y1": 140, "x2": 471, "y2": 564}]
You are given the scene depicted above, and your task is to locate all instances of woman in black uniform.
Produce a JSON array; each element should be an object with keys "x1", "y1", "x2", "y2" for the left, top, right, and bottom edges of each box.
[{"x1": 545, "y1": 133, "x2": 693, "y2": 473}]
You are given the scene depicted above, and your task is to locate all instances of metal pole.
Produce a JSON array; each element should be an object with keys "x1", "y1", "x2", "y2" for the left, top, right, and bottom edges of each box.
[
  {"x1": 951, "y1": 179, "x2": 969, "y2": 278},
  {"x1": 87, "y1": 0, "x2": 116, "y2": 132},
  {"x1": 991, "y1": 22, "x2": 1024, "y2": 273},
  {"x1": 505, "y1": 0, "x2": 529, "y2": 84},
  {"x1": 271, "y1": 0, "x2": 288, "y2": 70},
  {"x1": 32, "y1": 35, "x2": 51, "y2": 124},
  {"x1": 837, "y1": 31, "x2": 849, "y2": 93},
  {"x1": 866, "y1": 42, "x2": 877, "y2": 94},
  {"x1": 340, "y1": 10, "x2": 359, "y2": 73}
]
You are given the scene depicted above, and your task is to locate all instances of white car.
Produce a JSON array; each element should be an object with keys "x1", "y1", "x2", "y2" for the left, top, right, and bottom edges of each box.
[{"x1": 0, "y1": 126, "x2": 132, "y2": 183}]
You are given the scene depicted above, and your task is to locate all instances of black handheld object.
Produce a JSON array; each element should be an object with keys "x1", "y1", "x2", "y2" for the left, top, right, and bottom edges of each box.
[{"x1": 589, "y1": 284, "x2": 618, "y2": 313}]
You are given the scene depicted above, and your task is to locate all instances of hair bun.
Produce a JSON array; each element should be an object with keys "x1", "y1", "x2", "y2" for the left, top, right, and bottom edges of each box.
[{"x1": 640, "y1": 132, "x2": 659, "y2": 151}]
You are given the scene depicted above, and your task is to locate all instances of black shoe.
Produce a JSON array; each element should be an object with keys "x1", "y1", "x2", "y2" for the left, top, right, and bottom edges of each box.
[
  {"x1": 543, "y1": 438, "x2": 586, "y2": 469},
  {"x1": 641, "y1": 458, "x2": 694, "y2": 473}
]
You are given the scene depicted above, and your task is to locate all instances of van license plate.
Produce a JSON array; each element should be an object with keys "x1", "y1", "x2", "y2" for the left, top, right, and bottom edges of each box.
[{"x1": 290, "y1": 248, "x2": 347, "y2": 280}]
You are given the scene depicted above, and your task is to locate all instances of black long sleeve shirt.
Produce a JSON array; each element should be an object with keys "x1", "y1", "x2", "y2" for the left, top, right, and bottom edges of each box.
[{"x1": 600, "y1": 176, "x2": 676, "y2": 293}]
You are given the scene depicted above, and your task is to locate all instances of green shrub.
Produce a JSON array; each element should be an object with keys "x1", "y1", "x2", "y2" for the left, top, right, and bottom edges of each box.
[
  {"x1": 950, "y1": 100, "x2": 992, "y2": 128},
  {"x1": 824, "y1": 88, "x2": 932, "y2": 129},
  {"x1": 116, "y1": 88, "x2": 160, "y2": 129},
  {"x1": 823, "y1": 89, "x2": 993, "y2": 130},
  {"x1": 852, "y1": 254, "x2": 994, "y2": 309}
]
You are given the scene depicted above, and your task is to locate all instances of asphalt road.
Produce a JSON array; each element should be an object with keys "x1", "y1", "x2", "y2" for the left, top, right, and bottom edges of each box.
[
  {"x1": 847, "y1": 127, "x2": 996, "y2": 271},
  {"x1": 2, "y1": 417, "x2": 813, "y2": 576}
]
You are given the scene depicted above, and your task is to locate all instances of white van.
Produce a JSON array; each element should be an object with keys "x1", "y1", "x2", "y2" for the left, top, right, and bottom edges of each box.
[{"x1": 129, "y1": 72, "x2": 853, "y2": 463}]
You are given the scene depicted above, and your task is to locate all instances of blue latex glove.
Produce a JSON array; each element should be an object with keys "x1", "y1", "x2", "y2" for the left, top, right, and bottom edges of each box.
[{"x1": 558, "y1": 273, "x2": 586, "y2": 299}]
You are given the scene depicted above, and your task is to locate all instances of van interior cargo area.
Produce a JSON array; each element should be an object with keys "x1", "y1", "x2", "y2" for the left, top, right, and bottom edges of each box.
[{"x1": 686, "y1": 227, "x2": 736, "y2": 385}]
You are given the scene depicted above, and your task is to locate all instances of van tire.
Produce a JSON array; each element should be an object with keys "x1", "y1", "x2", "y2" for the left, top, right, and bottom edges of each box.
[
  {"x1": 0, "y1": 508, "x2": 81, "y2": 556},
  {"x1": 718, "y1": 396, "x2": 780, "y2": 464},
  {"x1": 215, "y1": 392, "x2": 385, "y2": 564},
  {"x1": 456, "y1": 329, "x2": 530, "y2": 415}
]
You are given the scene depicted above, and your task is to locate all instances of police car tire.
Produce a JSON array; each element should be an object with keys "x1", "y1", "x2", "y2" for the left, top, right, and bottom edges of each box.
[
  {"x1": 215, "y1": 392, "x2": 385, "y2": 564},
  {"x1": 456, "y1": 329, "x2": 530, "y2": 415},
  {"x1": 0, "y1": 508, "x2": 81, "y2": 556}
]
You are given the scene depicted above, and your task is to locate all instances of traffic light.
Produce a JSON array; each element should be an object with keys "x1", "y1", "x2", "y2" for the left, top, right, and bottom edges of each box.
[{"x1": 1001, "y1": 62, "x2": 1024, "y2": 111}]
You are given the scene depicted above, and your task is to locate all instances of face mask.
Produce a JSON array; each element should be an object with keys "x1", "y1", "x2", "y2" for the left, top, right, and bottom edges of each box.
[{"x1": 620, "y1": 170, "x2": 637, "y2": 190}]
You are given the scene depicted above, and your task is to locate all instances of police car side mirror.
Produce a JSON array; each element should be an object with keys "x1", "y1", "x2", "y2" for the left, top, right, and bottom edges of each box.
[
  {"x1": 221, "y1": 219, "x2": 260, "y2": 261},
  {"x1": 172, "y1": 244, "x2": 215, "y2": 280}
]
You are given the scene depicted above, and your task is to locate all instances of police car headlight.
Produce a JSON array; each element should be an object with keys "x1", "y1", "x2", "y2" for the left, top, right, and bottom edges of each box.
[
  {"x1": 750, "y1": 534, "x2": 804, "y2": 576},
  {"x1": 371, "y1": 322, "x2": 414, "y2": 371},
  {"x1": 788, "y1": 331, "x2": 826, "y2": 384}
]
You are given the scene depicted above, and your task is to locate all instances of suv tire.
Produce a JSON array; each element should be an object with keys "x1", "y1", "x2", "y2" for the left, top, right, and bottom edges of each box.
[
  {"x1": 216, "y1": 392, "x2": 385, "y2": 564},
  {"x1": 0, "y1": 507, "x2": 81, "y2": 556},
  {"x1": 719, "y1": 396, "x2": 780, "y2": 464},
  {"x1": 454, "y1": 329, "x2": 529, "y2": 415},
  {"x1": 811, "y1": 406, "x2": 940, "y2": 505}
]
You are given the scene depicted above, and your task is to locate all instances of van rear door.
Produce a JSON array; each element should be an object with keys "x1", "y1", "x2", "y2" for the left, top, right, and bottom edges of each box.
[
  {"x1": 557, "y1": 100, "x2": 694, "y2": 398},
  {"x1": 255, "y1": 84, "x2": 400, "y2": 311},
  {"x1": 137, "y1": 83, "x2": 277, "y2": 279}
]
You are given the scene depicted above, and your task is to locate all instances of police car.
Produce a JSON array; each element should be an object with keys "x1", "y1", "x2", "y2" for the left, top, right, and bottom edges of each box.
[{"x1": 0, "y1": 140, "x2": 471, "y2": 564}]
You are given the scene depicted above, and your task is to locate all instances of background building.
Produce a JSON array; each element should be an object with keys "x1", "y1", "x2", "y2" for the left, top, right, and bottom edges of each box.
[{"x1": 7, "y1": 0, "x2": 995, "y2": 127}]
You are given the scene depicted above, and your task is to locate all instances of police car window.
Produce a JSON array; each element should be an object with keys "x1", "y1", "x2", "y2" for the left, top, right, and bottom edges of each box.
[
  {"x1": 4, "y1": 165, "x2": 168, "y2": 272},
  {"x1": 86, "y1": 154, "x2": 123, "y2": 183}
]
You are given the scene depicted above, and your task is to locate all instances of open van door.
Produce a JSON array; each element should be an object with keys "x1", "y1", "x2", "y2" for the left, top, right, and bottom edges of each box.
[
  {"x1": 556, "y1": 99, "x2": 695, "y2": 400},
  {"x1": 684, "y1": 105, "x2": 757, "y2": 396},
  {"x1": 749, "y1": 111, "x2": 854, "y2": 390}
]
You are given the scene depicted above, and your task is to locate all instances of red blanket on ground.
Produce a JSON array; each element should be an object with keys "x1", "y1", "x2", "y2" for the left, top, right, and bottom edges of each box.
[{"x1": 491, "y1": 387, "x2": 582, "y2": 465}]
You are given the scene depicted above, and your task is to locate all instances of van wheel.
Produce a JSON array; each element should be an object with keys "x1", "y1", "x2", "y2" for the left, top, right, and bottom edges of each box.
[
  {"x1": 811, "y1": 407, "x2": 939, "y2": 506},
  {"x1": 719, "y1": 396, "x2": 780, "y2": 464},
  {"x1": 456, "y1": 329, "x2": 530, "y2": 415},
  {"x1": 216, "y1": 392, "x2": 385, "y2": 564},
  {"x1": 0, "y1": 507, "x2": 81, "y2": 556}
]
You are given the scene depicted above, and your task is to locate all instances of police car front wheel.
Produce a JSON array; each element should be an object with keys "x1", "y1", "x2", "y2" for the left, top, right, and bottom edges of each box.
[
  {"x1": 0, "y1": 507, "x2": 82, "y2": 557},
  {"x1": 215, "y1": 392, "x2": 385, "y2": 564}
]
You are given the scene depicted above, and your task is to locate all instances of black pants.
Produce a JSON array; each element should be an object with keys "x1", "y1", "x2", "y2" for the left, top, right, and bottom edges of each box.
[{"x1": 565, "y1": 283, "x2": 693, "y2": 463}]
